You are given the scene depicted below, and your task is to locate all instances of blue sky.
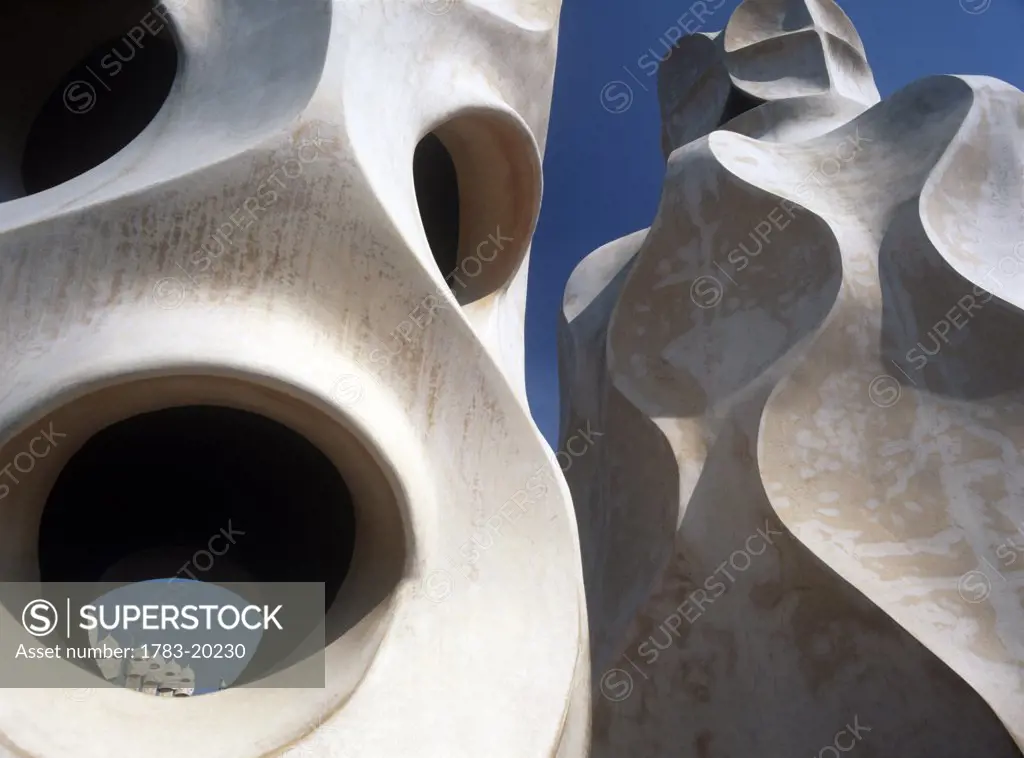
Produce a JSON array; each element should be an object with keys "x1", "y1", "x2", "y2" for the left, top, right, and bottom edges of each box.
[{"x1": 525, "y1": 0, "x2": 1024, "y2": 446}]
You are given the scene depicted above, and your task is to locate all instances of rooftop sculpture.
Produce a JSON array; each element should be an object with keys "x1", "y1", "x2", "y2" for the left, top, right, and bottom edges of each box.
[
  {"x1": 2, "y1": 0, "x2": 1021, "y2": 756},
  {"x1": 561, "y1": 0, "x2": 1024, "y2": 755},
  {"x1": 0, "y1": 1, "x2": 584, "y2": 756}
]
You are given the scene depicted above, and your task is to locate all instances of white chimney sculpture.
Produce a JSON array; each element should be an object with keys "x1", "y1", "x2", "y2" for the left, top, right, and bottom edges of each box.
[
  {"x1": 0, "y1": 1, "x2": 587, "y2": 757},
  {"x1": 561, "y1": 1, "x2": 1024, "y2": 756}
]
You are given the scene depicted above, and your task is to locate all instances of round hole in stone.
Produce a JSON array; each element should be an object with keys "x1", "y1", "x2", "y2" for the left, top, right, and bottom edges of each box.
[
  {"x1": 17, "y1": 2, "x2": 180, "y2": 196},
  {"x1": 412, "y1": 112, "x2": 541, "y2": 306},
  {"x1": 2, "y1": 374, "x2": 404, "y2": 703},
  {"x1": 38, "y1": 406, "x2": 356, "y2": 602}
]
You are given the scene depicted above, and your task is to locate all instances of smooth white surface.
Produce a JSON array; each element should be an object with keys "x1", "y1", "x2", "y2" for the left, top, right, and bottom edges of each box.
[{"x1": 0, "y1": 1, "x2": 588, "y2": 757}]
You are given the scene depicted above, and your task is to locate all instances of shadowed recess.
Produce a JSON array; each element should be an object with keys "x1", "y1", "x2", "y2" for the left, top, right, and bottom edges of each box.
[
  {"x1": 38, "y1": 405, "x2": 356, "y2": 606},
  {"x1": 20, "y1": 4, "x2": 179, "y2": 195},
  {"x1": 412, "y1": 112, "x2": 540, "y2": 305},
  {"x1": 414, "y1": 132, "x2": 462, "y2": 285},
  {"x1": 718, "y1": 85, "x2": 765, "y2": 126}
]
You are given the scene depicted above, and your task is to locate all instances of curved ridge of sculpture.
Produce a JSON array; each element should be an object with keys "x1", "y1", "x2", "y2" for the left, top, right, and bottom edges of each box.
[
  {"x1": 723, "y1": 0, "x2": 878, "y2": 105},
  {"x1": 0, "y1": 1, "x2": 588, "y2": 757},
  {"x1": 752, "y1": 73, "x2": 1024, "y2": 747},
  {"x1": 659, "y1": 0, "x2": 879, "y2": 158},
  {"x1": 562, "y1": 1, "x2": 1024, "y2": 754}
]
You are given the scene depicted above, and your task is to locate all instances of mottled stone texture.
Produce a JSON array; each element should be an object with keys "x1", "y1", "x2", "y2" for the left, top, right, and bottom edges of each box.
[{"x1": 561, "y1": 0, "x2": 1024, "y2": 756}]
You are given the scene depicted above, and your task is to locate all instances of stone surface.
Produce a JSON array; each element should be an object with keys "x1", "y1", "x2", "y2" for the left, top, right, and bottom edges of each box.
[
  {"x1": 0, "y1": 1, "x2": 587, "y2": 757},
  {"x1": 658, "y1": 0, "x2": 879, "y2": 157},
  {"x1": 561, "y1": 0, "x2": 1024, "y2": 756}
]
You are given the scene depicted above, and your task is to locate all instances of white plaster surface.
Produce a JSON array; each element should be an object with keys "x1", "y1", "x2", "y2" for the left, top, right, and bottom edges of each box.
[{"x1": 0, "y1": 1, "x2": 588, "y2": 757}]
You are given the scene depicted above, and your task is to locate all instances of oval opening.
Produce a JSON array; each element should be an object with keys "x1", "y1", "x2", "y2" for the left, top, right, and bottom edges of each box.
[
  {"x1": 413, "y1": 112, "x2": 541, "y2": 306},
  {"x1": 1, "y1": 1, "x2": 180, "y2": 199},
  {"x1": 0, "y1": 374, "x2": 404, "y2": 703},
  {"x1": 38, "y1": 405, "x2": 356, "y2": 695},
  {"x1": 40, "y1": 406, "x2": 356, "y2": 592}
]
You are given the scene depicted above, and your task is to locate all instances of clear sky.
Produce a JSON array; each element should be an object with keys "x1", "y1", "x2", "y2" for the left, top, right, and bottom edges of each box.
[{"x1": 525, "y1": 0, "x2": 1024, "y2": 446}]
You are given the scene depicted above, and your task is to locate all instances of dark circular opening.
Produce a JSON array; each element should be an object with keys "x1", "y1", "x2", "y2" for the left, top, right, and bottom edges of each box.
[
  {"x1": 20, "y1": 12, "x2": 179, "y2": 195},
  {"x1": 413, "y1": 132, "x2": 461, "y2": 284},
  {"x1": 38, "y1": 406, "x2": 356, "y2": 602}
]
